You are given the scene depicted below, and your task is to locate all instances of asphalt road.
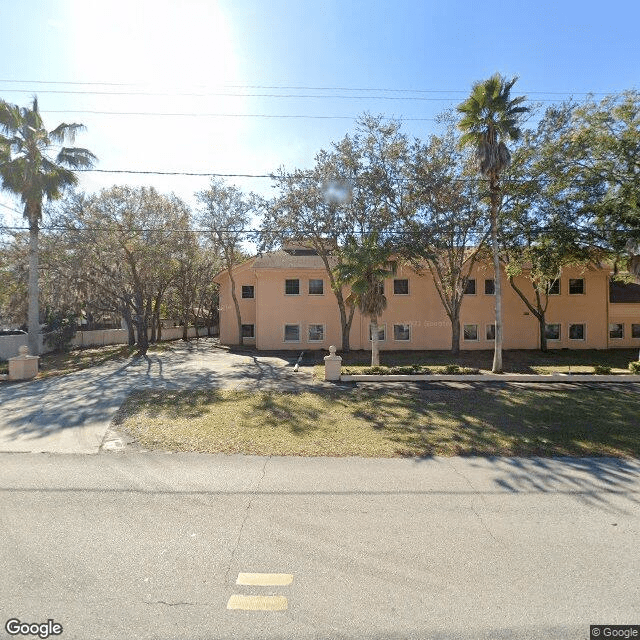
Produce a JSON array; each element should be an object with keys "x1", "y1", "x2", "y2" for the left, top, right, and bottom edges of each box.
[{"x1": 1, "y1": 453, "x2": 638, "y2": 640}]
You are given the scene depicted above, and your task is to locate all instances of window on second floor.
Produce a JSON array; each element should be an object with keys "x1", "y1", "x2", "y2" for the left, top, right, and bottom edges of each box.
[
  {"x1": 285, "y1": 279, "x2": 300, "y2": 295},
  {"x1": 569, "y1": 278, "x2": 585, "y2": 294},
  {"x1": 484, "y1": 279, "x2": 495, "y2": 295},
  {"x1": 308, "y1": 279, "x2": 324, "y2": 295},
  {"x1": 241, "y1": 285, "x2": 254, "y2": 299},
  {"x1": 464, "y1": 279, "x2": 476, "y2": 295},
  {"x1": 393, "y1": 279, "x2": 409, "y2": 295},
  {"x1": 547, "y1": 280, "x2": 560, "y2": 295}
]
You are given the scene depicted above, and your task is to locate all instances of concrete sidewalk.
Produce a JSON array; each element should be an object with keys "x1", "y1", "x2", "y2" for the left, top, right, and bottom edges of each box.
[{"x1": 0, "y1": 340, "x2": 312, "y2": 454}]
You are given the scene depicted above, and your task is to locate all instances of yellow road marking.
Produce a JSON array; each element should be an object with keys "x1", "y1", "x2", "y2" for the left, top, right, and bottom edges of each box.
[
  {"x1": 236, "y1": 573, "x2": 294, "y2": 586},
  {"x1": 226, "y1": 595, "x2": 288, "y2": 611}
]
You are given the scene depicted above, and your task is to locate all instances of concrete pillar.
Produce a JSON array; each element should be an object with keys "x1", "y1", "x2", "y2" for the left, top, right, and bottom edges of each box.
[
  {"x1": 324, "y1": 345, "x2": 342, "y2": 381},
  {"x1": 9, "y1": 345, "x2": 39, "y2": 381}
]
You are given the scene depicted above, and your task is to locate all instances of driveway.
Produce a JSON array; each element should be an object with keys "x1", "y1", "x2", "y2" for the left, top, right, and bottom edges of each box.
[{"x1": 0, "y1": 339, "x2": 313, "y2": 454}]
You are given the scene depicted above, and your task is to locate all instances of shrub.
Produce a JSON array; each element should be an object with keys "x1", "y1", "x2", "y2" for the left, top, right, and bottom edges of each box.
[
  {"x1": 459, "y1": 367, "x2": 480, "y2": 375},
  {"x1": 443, "y1": 364, "x2": 460, "y2": 375},
  {"x1": 362, "y1": 365, "x2": 388, "y2": 375},
  {"x1": 629, "y1": 361, "x2": 640, "y2": 374},
  {"x1": 43, "y1": 310, "x2": 78, "y2": 353},
  {"x1": 593, "y1": 364, "x2": 612, "y2": 375}
]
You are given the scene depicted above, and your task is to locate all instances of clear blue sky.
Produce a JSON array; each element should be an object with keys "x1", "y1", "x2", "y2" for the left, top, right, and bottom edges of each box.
[{"x1": 0, "y1": 0, "x2": 638, "y2": 226}]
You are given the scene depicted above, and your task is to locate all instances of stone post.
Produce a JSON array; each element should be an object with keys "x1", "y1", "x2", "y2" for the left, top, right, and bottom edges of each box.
[
  {"x1": 9, "y1": 345, "x2": 39, "y2": 381},
  {"x1": 324, "y1": 345, "x2": 342, "y2": 381}
]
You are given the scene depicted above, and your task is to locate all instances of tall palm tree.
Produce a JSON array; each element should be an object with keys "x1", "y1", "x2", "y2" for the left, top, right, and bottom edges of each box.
[
  {"x1": 0, "y1": 97, "x2": 96, "y2": 355},
  {"x1": 457, "y1": 74, "x2": 528, "y2": 372},
  {"x1": 334, "y1": 232, "x2": 397, "y2": 366}
]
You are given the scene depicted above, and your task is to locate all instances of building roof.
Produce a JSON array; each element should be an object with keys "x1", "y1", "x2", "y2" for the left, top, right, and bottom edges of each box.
[
  {"x1": 253, "y1": 250, "x2": 338, "y2": 270},
  {"x1": 610, "y1": 280, "x2": 640, "y2": 303}
]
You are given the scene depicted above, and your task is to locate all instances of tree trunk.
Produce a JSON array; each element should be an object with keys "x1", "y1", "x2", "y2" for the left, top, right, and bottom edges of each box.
[
  {"x1": 370, "y1": 316, "x2": 380, "y2": 366},
  {"x1": 228, "y1": 268, "x2": 243, "y2": 346},
  {"x1": 538, "y1": 315, "x2": 548, "y2": 352},
  {"x1": 450, "y1": 312, "x2": 460, "y2": 355},
  {"x1": 28, "y1": 220, "x2": 40, "y2": 356},
  {"x1": 122, "y1": 306, "x2": 136, "y2": 346},
  {"x1": 490, "y1": 178, "x2": 503, "y2": 373},
  {"x1": 336, "y1": 294, "x2": 353, "y2": 352}
]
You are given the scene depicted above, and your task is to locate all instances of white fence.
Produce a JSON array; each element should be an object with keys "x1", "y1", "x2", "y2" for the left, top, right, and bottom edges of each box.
[{"x1": 0, "y1": 326, "x2": 215, "y2": 360}]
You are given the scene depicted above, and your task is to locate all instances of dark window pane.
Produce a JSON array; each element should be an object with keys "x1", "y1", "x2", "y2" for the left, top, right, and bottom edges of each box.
[
  {"x1": 285, "y1": 279, "x2": 300, "y2": 295},
  {"x1": 486, "y1": 324, "x2": 495, "y2": 340},
  {"x1": 545, "y1": 324, "x2": 561, "y2": 340},
  {"x1": 632, "y1": 324, "x2": 640, "y2": 339},
  {"x1": 609, "y1": 323, "x2": 624, "y2": 339},
  {"x1": 308, "y1": 324, "x2": 324, "y2": 341},
  {"x1": 484, "y1": 279, "x2": 495, "y2": 295},
  {"x1": 393, "y1": 324, "x2": 410, "y2": 341},
  {"x1": 569, "y1": 278, "x2": 584, "y2": 294},
  {"x1": 369, "y1": 324, "x2": 386, "y2": 341},
  {"x1": 241, "y1": 324, "x2": 254, "y2": 338},
  {"x1": 464, "y1": 279, "x2": 476, "y2": 295},
  {"x1": 569, "y1": 324, "x2": 585, "y2": 340},
  {"x1": 241, "y1": 285, "x2": 254, "y2": 299},
  {"x1": 284, "y1": 325, "x2": 300, "y2": 341},
  {"x1": 308, "y1": 279, "x2": 323, "y2": 295},
  {"x1": 393, "y1": 279, "x2": 409, "y2": 295},
  {"x1": 463, "y1": 324, "x2": 478, "y2": 341},
  {"x1": 548, "y1": 280, "x2": 560, "y2": 295}
]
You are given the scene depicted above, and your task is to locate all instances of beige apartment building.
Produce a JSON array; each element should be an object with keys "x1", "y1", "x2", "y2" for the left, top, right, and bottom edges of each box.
[{"x1": 214, "y1": 246, "x2": 640, "y2": 352}]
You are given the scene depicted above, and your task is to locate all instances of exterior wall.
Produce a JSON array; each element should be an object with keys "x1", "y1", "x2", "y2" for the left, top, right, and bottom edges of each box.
[
  {"x1": 255, "y1": 268, "x2": 345, "y2": 351},
  {"x1": 215, "y1": 258, "x2": 616, "y2": 351},
  {"x1": 608, "y1": 303, "x2": 640, "y2": 349},
  {"x1": 217, "y1": 260, "x2": 257, "y2": 346}
]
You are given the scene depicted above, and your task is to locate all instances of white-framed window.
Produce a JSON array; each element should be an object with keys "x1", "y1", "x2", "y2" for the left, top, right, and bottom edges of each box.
[
  {"x1": 393, "y1": 324, "x2": 411, "y2": 341},
  {"x1": 464, "y1": 279, "x2": 476, "y2": 295},
  {"x1": 569, "y1": 278, "x2": 585, "y2": 295},
  {"x1": 463, "y1": 324, "x2": 478, "y2": 341},
  {"x1": 609, "y1": 323, "x2": 624, "y2": 339},
  {"x1": 308, "y1": 279, "x2": 324, "y2": 295},
  {"x1": 485, "y1": 324, "x2": 495, "y2": 341},
  {"x1": 545, "y1": 324, "x2": 561, "y2": 341},
  {"x1": 369, "y1": 323, "x2": 386, "y2": 342},
  {"x1": 484, "y1": 279, "x2": 495, "y2": 295},
  {"x1": 308, "y1": 324, "x2": 325, "y2": 342},
  {"x1": 393, "y1": 279, "x2": 409, "y2": 295},
  {"x1": 285, "y1": 279, "x2": 300, "y2": 295},
  {"x1": 284, "y1": 324, "x2": 300, "y2": 342},
  {"x1": 548, "y1": 280, "x2": 560, "y2": 295},
  {"x1": 241, "y1": 285, "x2": 254, "y2": 299},
  {"x1": 632, "y1": 324, "x2": 640, "y2": 339},
  {"x1": 569, "y1": 323, "x2": 585, "y2": 341},
  {"x1": 241, "y1": 324, "x2": 255, "y2": 338}
]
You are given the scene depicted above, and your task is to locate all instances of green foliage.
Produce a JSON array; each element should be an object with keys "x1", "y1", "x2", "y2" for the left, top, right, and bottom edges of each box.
[
  {"x1": 628, "y1": 361, "x2": 640, "y2": 374},
  {"x1": 593, "y1": 364, "x2": 612, "y2": 375},
  {"x1": 43, "y1": 310, "x2": 77, "y2": 352}
]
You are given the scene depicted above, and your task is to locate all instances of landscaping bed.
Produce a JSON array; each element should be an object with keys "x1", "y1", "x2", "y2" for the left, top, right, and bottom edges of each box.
[{"x1": 114, "y1": 385, "x2": 640, "y2": 458}]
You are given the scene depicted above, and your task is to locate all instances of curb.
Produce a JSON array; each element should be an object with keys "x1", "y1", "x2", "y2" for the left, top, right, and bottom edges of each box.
[{"x1": 340, "y1": 374, "x2": 640, "y2": 383}]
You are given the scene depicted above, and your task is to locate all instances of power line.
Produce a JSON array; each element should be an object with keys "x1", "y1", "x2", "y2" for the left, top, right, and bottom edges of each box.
[
  {"x1": 41, "y1": 110, "x2": 437, "y2": 121},
  {"x1": 0, "y1": 78, "x2": 621, "y2": 95}
]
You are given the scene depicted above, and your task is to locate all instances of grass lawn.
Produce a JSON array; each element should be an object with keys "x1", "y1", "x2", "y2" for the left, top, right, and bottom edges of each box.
[
  {"x1": 310, "y1": 348, "x2": 640, "y2": 377},
  {"x1": 115, "y1": 385, "x2": 640, "y2": 458}
]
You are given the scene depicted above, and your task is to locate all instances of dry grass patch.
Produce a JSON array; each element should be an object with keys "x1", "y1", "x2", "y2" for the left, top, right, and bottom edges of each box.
[{"x1": 115, "y1": 385, "x2": 640, "y2": 457}]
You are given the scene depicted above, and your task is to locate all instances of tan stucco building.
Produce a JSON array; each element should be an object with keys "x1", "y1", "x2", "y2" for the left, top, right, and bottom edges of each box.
[{"x1": 214, "y1": 246, "x2": 640, "y2": 352}]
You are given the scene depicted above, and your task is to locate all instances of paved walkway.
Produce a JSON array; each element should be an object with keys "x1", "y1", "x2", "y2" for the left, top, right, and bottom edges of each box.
[{"x1": 0, "y1": 340, "x2": 314, "y2": 454}]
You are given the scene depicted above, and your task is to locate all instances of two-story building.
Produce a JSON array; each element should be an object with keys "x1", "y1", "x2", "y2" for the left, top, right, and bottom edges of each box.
[{"x1": 213, "y1": 244, "x2": 640, "y2": 351}]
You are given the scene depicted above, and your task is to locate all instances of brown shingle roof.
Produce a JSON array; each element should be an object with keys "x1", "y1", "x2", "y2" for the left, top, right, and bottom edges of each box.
[
  {"x1": 253, "y1": 250, "x2": 338, "y2": 270},
  {"x1": 610, "y1": 280, "x2": 640, "y2": 303}
]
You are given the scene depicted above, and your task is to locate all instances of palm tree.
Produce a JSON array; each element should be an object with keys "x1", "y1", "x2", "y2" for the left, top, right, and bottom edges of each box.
[
  {"x1": 0, "y1": 97, "x2": 96, "y2": 355},
  {"x1": 334, "y1": 232, "x2": 397, "y2": 366},
  {"x1": 457, "y1": 74, "x2": 528, "y2": 372}
]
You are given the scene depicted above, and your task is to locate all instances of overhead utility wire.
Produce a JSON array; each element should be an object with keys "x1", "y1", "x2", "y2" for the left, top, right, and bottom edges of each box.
[
  {"x1": 0, "y1": 78, "x2": 618, "y2": 95},
  {"x1": 0, "y1": 88, "x2": 585, "y2": 102},
  {"x1": 41, "y1": 110, "x2": 437, "y2": 121}
]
